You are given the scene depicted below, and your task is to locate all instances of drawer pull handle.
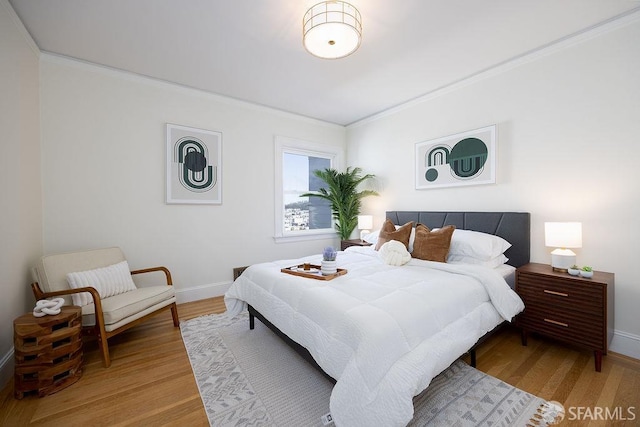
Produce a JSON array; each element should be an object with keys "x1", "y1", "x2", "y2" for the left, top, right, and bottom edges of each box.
[
  {"x1": 544, "y1": 290, "x2": 568, "y2": 297},
  {"x1": 544, "y1": 318, "x2": 569, "y2": 327}
]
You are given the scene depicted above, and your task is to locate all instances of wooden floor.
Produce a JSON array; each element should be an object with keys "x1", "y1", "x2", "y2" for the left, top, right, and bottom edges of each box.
[{"x1": 2, "y1": 297, "x2": 639, "y2": 426}]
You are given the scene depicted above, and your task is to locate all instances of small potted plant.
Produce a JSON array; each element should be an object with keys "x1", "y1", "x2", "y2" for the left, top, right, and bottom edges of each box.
[
  {"x1": 321, "y1": 246, "x2": 337, "y2": 275},
  {"x1": 579, "y1": 266, "x2": 594, "y2": 278},
  {"x1": 567, "y1": 265, "x2": 580, "y2": 276}
]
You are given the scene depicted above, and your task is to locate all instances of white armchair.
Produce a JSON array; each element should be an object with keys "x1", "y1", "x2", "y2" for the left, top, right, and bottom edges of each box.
[{"x1": 31, "y1": 247, "x2": 180, "y2": 367}]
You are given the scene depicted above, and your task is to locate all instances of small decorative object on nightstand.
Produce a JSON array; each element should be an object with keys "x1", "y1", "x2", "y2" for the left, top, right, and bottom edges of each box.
[
  {"x1": 340, "y1": 239, "x2": 372, "y2": 251},
  {"x1": 579, "y1": 266, "x2": 594, "y2": 278},
  {"x1": 567, "y1": 265, "x2": 580, "y2": 276},
  {"x1": 515, "y1": 262, "x2": 614, "y2": 372}
]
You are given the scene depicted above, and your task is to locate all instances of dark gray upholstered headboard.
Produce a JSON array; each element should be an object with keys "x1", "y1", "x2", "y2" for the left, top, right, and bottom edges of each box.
[{"x1": 386, "y1": 211, "x2": 531, "y2": 268}]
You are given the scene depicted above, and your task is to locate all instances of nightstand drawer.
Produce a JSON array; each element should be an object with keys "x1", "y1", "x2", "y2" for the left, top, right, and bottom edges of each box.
[
  {"x1": 517, "y1": 274, "x2": 603, "y2": 315},
  {"x1": 518, "y1": 304, "x2": 605, "y2": 350}
]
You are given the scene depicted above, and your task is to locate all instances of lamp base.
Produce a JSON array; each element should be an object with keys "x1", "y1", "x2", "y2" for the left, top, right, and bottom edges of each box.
[
  {"x1": 360, "y1": 229, "x2": 370, "y2": 242},
  {"x1": 550, "y1": 249, "x2": 576, "y2": 273}
]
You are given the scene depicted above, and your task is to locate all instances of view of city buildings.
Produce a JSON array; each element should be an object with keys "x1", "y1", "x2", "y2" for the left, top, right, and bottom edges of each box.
[
  {"x1": 284, "y1": 203, "x2": 310, "y2": 231},
  {"x1": 284, "y1": 201, "x2": 331, "y2": 232}
]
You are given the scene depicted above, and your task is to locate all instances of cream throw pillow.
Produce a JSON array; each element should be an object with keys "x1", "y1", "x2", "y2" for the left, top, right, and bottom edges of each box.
[{"x1": 67, "y1": 260, "x2": 137, "y2": 306}]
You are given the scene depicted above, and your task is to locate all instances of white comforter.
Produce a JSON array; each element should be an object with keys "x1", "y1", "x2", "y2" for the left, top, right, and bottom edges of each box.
[{"x1": 225, "y1": 247, "x2": 524, "y2": 427}]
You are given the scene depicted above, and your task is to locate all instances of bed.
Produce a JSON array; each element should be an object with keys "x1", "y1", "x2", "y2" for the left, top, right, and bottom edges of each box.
[{"x1": 225, "y1": 211, "x2": 530, "y2": 426}]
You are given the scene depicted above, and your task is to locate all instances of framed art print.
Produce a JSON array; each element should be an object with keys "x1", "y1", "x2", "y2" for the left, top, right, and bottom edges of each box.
[
  {"x1": 166, "y1": 124, "x2": 222, "y2": 204},
  {"x1": 415, "y1": 125, "x2": 496, "y2": 189}
]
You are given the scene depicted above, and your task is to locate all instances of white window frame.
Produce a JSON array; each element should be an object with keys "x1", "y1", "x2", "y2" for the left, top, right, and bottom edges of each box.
[{"x1": 274, "y1": 136, "x2": 343, "y2": 243}]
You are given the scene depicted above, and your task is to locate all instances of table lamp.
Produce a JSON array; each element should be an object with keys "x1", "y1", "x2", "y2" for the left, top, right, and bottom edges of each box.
[
  {"x1": 357, "y1": 215, "x2": 373, "y2": 242},
  {"x1": 544, "y1": 222, "x2": 582, "y2": 272}
]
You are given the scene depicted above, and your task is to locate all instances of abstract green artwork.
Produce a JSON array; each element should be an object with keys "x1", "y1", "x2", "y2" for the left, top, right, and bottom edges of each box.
[
  {"x1": 166, "y1": 124, "x2": 222, "y2": 204},
  {"x1": 415, "y1": 125, "x2": 496, "y2": 189}
]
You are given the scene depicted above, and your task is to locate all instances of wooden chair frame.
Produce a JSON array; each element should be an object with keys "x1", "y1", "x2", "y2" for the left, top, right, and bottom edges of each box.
[{"x1": 31, "y1": 266, "x2": 180, "y2": 368}]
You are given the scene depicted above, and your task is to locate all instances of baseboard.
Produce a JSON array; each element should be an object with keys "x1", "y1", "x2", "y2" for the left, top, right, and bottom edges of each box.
[
  {"x1": 0, "y1": 347, "x2": 14, "y2": 391},
  {"x1": 175, "y1": 280, "x2": 232, "y2": 304},
  {"x1": 610, "y1": 329, "x2": 640, "y2": 360}
]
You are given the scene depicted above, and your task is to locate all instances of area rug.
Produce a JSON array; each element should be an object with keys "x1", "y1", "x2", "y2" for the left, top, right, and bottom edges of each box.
[{"x1": 181, "y1": 311, "x2": 547, "y2": 426}]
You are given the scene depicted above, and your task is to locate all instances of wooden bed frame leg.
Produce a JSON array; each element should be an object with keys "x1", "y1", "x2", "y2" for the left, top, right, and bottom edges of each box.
[{"x1": 469, "y1": 349, "x2": 477, "y2": 368}]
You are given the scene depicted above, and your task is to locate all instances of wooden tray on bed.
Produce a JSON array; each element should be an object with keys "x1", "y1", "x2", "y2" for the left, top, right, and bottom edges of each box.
[{"x1": 281, "y1": 264, "x2": 347, "y2": 280}]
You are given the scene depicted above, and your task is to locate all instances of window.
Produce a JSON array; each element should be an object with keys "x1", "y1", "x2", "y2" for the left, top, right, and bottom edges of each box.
[{"x1": 275, "y1": 136, "x2": 342, "y2": 242}]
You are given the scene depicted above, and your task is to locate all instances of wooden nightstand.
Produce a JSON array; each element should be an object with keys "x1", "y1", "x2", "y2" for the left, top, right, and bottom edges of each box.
[
  {"x1": 515, "y1": 262, "x2": 614, "y2": 372},
  {"x1": 340, "y1": 239, "x2": 372, "y2": 251}
]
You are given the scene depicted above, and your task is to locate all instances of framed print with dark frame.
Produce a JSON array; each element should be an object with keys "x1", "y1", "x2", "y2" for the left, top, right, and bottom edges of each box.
[
  {"x1": 415, "y1": 125, "x2": 496, "y2": 189},
  {"x1": 166, "y1": 124, "x2": 222, "y2": 204}
]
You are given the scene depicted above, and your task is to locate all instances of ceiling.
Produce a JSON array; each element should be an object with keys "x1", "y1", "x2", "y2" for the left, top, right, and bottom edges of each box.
[{"x1": 9, "y1": 0, "x2": 640, "y2": 126}]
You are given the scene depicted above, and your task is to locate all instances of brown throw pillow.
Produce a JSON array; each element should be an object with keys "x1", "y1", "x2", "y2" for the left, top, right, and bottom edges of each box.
[
  {"x1": 412, "y1": 224, "x2": 456, "y2": 262},
  {"x1": 375, "y1": 219, "x2": 414, "y2": 251}
]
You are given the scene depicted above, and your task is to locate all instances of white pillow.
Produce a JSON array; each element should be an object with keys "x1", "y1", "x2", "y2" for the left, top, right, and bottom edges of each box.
[
  {"x1": 448, "y1": 229, "x2": 511, "y2": 261},
  {"x1": 67, "y1": 260, "x2": 137, "y2": 306},
  {"x1": 447, "y1": 253, "x2": 509, "y2": 269},
  {"x1": 362, "y1": 229, "x2": 381, "y2": 245}
]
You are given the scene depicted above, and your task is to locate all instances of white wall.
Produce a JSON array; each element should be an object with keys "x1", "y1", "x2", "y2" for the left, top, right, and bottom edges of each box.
[
  {"x1": 0, "y1": 0, "x2": 42, "y2": 387},
  {"x1": 39, "y1": 55, "x2": 346, "y2": 302},
  {"x1": 347, "y1": 18, "x2": 640, "y2": 358}
]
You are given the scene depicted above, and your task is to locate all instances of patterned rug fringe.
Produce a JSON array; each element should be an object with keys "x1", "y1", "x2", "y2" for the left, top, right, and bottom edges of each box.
[{"x1": 527, "y1": 401, "x2": 566, "y2": 426}]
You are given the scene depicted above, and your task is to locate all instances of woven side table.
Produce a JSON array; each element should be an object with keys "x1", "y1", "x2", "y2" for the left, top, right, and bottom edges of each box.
[{"x1": 14, "y1": 305, "x2": 83, "y2": 399}]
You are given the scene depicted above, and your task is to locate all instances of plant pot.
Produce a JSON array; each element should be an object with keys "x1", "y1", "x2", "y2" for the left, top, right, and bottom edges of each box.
[
  {"x1": 567, "y1": 268, "x2": 580, "y2": 276},
  {"x1": 579, "y1": 270, "x2": 594, "y2": 278},
  {"x1": 321, "y1": 260, "x2": 337, "y2": 276}
]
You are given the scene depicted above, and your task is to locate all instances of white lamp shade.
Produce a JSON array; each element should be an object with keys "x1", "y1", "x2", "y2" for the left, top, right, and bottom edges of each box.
[
  {"x1": 357, "y1": 215, "x2": 373, "y2": 230},
  {"x1": 544, "y1": 222, "x2": 582, "y2": 248},
  {"x1": 303, "y1": 1, "x2": 362, "y2": 59}
]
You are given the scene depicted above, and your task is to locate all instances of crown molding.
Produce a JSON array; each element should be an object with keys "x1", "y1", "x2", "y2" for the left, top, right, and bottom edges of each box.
[{"x1": 1, "y1": 0, "x2": 39, "y2": 57}]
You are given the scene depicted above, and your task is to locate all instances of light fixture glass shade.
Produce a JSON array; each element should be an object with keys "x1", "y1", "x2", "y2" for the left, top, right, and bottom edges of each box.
[
  {"x1": 357, "y1": 215, "x2": 373, "y2": 241},
  {"x1": 303, "y1": 1, "x2": 362, "y2": 59},
  {"x1": 544, "y1": 222, "x2": 582, "y2": 271}
]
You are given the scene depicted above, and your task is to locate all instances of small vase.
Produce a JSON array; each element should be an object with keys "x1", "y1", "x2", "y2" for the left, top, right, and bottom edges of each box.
[
  {"x1": 321, "y1": 260, "x2": 337, "y2": 275},
  {"x1": 567, "y1": 268, "x2": 580, "y2": 276},
  {"x1": 579, "y1": 270, "x2": 594, "y2": 278}
]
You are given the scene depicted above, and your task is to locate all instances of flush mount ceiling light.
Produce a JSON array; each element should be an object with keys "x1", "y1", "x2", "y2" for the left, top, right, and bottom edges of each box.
[{"x1": 303, "y1": 1, "x2": 362, "y2": 59}]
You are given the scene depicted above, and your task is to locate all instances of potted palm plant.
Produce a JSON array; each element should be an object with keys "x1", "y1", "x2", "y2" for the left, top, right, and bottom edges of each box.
[{"x1": 301, "y1": 167, "x2": 378, "y2": 240}]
